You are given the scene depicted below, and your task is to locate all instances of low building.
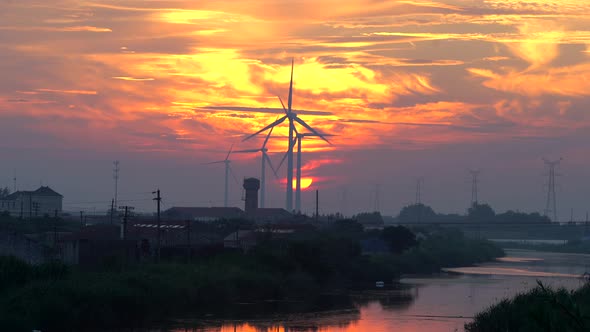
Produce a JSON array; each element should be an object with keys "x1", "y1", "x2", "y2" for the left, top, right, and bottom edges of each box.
[
  {"x1": 254, "y1": 208, "x2": 293, "y2": 223},
  {"x1": 0, "y1": 186, "x2": 63, "y2": 218},
  {"x1": 163, "y1": 207, "x2": 244, "y2": 222}
]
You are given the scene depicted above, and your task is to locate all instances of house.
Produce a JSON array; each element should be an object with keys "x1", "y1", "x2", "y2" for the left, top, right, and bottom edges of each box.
[
  {"x1": 163, "y1": 207, "x2": 244, "y2": 222},
  {"x1": 0, "y1": 186, "x2": 63, "y2": 218},
  {"x1": 59, "y1": 224, "x2": 138, "y2": 266}
]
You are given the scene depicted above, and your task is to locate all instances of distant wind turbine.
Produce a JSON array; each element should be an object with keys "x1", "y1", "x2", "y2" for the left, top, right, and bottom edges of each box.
[
  {"x1": 203, "y1": 144, "x2": 238, "y2": 207},
  {"x1": 243, "y1": 59, "x2": 330, "y2": 212},
  {"x1": 234, "y1": 125, "x2": 279, "y2": 208}
]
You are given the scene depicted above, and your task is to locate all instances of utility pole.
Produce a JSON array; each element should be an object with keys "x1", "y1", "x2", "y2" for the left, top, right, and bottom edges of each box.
[
  {"x1": 113, "y1": 161, "x2": 120, "y2": 209},
  {"x1": 543, "y1": 158, "x2": 562, "y2": 222},
  {"x1": 119, "y1": 206, "x2": 134, "y2": 240},
  {"x1": 315, "y1": 189, "x2": 319, "y2": 222},
  {"x1": 13, "y1": 170, "x2": 16, "y2": 193},
  {"x1": 79, "y1": 211, "x2": 84, "y2": 229},
  {"x1": 53, "y1": 209, "x2": 58, "y2": 252},
  {"x1": 469, "y1": 169, "x2": 480, "y2": 206},
  {"x1": 29, "y1": 193, "x2": 32, "y2": 220},
  {"x1": 153, "y1": 189, "x2": 161, "y2": 262},
  {"x1": 186, "y1": 219, "x2": 191, "y2": 263},
  {"x1": 110, "y1": 199, "x2": 114, "y2": 225}
]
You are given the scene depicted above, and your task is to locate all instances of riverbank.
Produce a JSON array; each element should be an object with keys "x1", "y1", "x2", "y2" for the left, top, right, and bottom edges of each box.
[
  {"x1": 465, "y1": 281, "x2": 590, "y2": 332},
  {"x1": 0, "y1": 226, "x2": 503, "y2": 331}
]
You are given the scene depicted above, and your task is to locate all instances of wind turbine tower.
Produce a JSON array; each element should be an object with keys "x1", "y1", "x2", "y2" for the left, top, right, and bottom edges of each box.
[
  {"x1": 469, "y1": 169, "x2": 480, "y2": 205},
  {"x1": 543, "y1": 158, "x2": 562, "y2": 222},
  {"x1": 244, "y1": 59, "x2": 330, "y2": 212}
]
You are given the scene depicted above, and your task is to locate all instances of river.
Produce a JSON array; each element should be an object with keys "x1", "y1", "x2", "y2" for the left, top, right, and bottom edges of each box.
[{"x1": 165, "y1": 249, "x2": 590, "y2": 332}]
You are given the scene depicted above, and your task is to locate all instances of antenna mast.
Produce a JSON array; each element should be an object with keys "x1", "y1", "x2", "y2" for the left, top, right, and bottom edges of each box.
[{"x1": 113, "y1": 160, "x2": 120, "y2": 209}]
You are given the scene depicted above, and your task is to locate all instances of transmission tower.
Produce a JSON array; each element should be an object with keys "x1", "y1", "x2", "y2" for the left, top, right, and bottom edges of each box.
[
  {"x1": 113, "y1": 161, "x2": 120, "y2": 209},
  {"x1": 415, "y1": 177, "x2": 424, "y2": 205},
  {"x1": 469, "y1": 169, "x2": 480, "y2": 205},
  {"x1": 543, "y1": 158, "x2": 562, "y2": 222},
  {"x1": 373, "y1": 184, "x2": 381, "y2": 213}
]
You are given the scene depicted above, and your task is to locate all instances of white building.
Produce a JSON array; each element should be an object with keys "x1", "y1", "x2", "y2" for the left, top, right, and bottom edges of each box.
[{"x1": 0, "y1": 186, "x2": 63, "y2": 218}]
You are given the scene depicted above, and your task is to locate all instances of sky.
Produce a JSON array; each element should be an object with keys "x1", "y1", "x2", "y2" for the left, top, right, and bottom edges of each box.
[{"x1": 1, "y1": 0, "x2": 589, "y2": 220}]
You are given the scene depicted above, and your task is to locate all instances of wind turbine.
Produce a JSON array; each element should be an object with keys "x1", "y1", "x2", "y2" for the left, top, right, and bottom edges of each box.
[
  {"x1": 234, "y1": 125, "x2": 279, "y2": 208},
  {"x1": 278, "y1": 128, "x2": 331, "y2": 213},
  {"x1": 243, "y1": 59, "x2": 330, "y2": 212},
  {"x1": 203, "y1": 145, "x2": 236, "y2": 207}
]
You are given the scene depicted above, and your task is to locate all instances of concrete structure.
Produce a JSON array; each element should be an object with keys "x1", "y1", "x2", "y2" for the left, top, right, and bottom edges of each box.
[
  {"x1": 243, "y1": 178, "x2": 260, "y2": 217},
  {"x1": 0, "y1": 186, "x2": 63, "y2": 218}
]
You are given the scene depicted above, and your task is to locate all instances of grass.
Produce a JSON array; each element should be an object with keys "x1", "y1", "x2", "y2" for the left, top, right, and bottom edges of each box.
[{"x1": 465, "y1": 281, "x2": 590, "y2": 332}]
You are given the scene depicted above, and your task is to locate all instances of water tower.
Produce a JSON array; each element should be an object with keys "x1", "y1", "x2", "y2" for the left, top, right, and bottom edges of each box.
[{"x1": 243, "y1": 178, "x2": 260, "y2": 217}]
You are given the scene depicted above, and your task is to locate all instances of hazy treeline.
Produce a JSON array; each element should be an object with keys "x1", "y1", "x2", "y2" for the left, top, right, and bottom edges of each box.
[{"x1": 397, "y1": 202, "x2": 551, "y2": 224}]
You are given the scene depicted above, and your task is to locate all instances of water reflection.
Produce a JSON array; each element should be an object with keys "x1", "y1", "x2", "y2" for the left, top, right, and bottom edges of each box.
[
  {"x1": 168, "y1": 289, "x2": 417, "y2": 332},
  {"x1": 161, "y1": 250, "x2": 590, "y2": 332}
]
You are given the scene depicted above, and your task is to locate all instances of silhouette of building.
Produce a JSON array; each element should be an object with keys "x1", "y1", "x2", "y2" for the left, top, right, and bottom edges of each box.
[
  {"x1": 163, "y1": 207, "x2": 244, "y2": 222},
  {"x1": 0, "y1": 186, "x2": 63, "y2": 218}
]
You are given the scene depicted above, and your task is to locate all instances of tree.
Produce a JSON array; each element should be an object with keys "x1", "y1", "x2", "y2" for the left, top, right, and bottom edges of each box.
[
  {"x1": 381, "y1": 226, "x2": 418, "y2": 254},
  {"x1": 353, "y1": 212, "x2": 384, "y2": 226},
  {"x1": 468, "y1": 203, "x2": 495, "y2": 222},
  {"x1": 398, "y1": 204, "x2": 437, "y2": 223}
]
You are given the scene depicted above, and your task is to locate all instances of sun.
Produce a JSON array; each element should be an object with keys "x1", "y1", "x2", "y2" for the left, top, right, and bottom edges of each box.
[{"x1": 292, "y1": 177, "x2": 313, "y2": 190}]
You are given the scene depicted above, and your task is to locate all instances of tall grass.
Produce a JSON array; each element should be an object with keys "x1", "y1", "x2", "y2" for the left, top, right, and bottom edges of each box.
[{"x1": 465, "y1": 281, "x2": 590, "y2": 332}]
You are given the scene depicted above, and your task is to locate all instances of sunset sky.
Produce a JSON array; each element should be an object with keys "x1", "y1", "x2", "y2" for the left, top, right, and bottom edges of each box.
[{"x1": 1, "y1": 0, "x2": 590, "y2": 219}]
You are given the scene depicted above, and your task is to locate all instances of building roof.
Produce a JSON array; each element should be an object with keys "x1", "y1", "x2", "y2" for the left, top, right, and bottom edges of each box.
[
  {"x1": 254, "y1": 208, "x2": 293, "y2": 222},
  {"x1": 61, "y1": 224, "x2": 120, "y2": 241},
  {"x1": 4, "y1": 186, "x2": 63, "y2": 200},
  {"x1": 163, "y1": 207, "x2": 244, "y2": 220},
  {"x1": 33, "y1": 186, "x2": 63, "y2": 197}
]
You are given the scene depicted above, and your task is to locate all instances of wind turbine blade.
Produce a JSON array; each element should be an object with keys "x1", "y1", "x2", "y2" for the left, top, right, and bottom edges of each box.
[
  {"x1": 264, "y1": 153, "x2": 279, "y2": 179},
  {"x1": 293, "y1": 117, "x2": 332, "y2": 145},
  {"x1": 288, "y1": 58, "x2": 294, "y2": 113},
  {"x1": 278, "y1": 96, "x2": 288, "y2": 115},
  {"x1": 262, "y1": 116, "x2": 278, "y2": 149},
  {"x1": 242, "y1": 116, "x2": 287, "y2": 142},
  {"x1": 225, "y1": 143, "x2": 234, "y2": 161},
  {"x1": 233, "y1": 149, "x2": 261, "y2": 153},
  {"x1": 277, "y1": 136, "x2": 297, "y2": 172}
]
